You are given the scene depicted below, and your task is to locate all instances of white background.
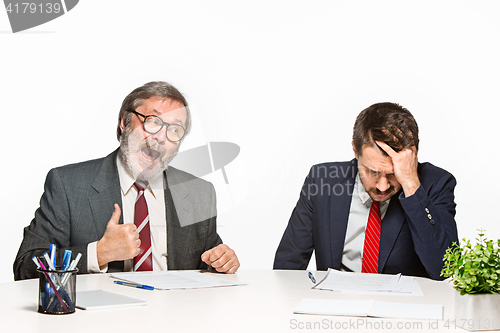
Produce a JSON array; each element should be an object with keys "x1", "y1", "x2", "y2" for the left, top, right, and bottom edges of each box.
[{"x1": 1, "y1": 1, "x2": 499, "y2": 283}]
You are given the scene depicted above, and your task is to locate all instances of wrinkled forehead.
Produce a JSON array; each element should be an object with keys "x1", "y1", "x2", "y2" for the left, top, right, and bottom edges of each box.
[{"x1": 358, "y1": 145, "x2": 394, "y2": 174}]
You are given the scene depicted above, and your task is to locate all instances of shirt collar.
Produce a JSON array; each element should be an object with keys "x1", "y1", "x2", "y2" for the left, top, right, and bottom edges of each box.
[{"x1": 116, "y1": 154, "x2": 164, "y2": 199}]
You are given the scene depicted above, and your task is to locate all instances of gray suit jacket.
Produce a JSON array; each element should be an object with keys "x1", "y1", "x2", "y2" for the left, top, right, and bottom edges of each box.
[{"x1": 13, "y1": 149, "x2": 222, "y2": 280}]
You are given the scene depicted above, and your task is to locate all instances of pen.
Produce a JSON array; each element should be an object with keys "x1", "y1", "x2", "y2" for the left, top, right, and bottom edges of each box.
[
  {"x1": 32, "y1": 256, "x2": 41, "y2": 269},
  {"x1": 61, "y1": 250, "x2": 72, "y2": 271},
  {"x1": 114, "y1": 280, "x2": 154, "y2": 291},
  {"x1": 33, "y1": 257, "x2": 49, "y2": 308},
  {"x1": 43, "y1": 252, "x2": 56, "y2": 271},
  {"x1": 49, "y1": 244, "x2": 56, "y2": 268},
  {"x1": 308, "y1": 271, "x2": 316, "y2": 284},
  {"x1": 61, "y1": 253, "x2": 81, "y2": 286}
]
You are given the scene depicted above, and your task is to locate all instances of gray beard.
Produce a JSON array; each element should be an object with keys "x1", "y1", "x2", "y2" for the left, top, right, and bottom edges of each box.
[{"x1": 119, "y1": 125, "x2": 178, "y2": 181}]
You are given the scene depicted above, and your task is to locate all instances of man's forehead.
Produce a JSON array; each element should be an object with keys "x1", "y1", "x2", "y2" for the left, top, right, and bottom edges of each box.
[
  {"x1": 140, "y1": 98, "x2": 187, "y2": 121},
  {"x1": 142, "y1": 97, "x2": 185, "y2": 111},
  {"x1": 359, "y1": 145, "x2": 394, "y2": 173}
]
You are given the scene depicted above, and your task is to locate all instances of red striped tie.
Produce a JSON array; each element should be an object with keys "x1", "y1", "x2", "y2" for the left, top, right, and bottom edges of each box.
[
  {"x1": 133, "y1": 181, "x2": 152, "y2": 271},
  {"x1": 361, "y1": 200, "x2": 381, "y2": 274}
]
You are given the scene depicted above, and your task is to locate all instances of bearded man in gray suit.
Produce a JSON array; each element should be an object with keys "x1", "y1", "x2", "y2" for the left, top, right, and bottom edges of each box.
[{"x1": 14, "y1": 81, "x2": 240, "y2": 280}]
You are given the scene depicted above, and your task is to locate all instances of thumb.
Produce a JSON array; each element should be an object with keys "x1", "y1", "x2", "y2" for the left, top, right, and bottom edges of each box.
[{"x1": 107, "y1": 204, "x2": 121, "y2": 226}]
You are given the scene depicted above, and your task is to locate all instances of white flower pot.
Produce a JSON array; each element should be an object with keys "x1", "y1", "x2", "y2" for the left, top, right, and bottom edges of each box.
[{"x1": 454, "y1": 290, "x2": 500, "y2": 331}]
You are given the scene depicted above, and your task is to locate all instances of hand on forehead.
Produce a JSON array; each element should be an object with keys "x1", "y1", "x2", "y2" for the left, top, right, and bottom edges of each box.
[{"x1": 378, "y1": 124, "x2": 416, "y2": 152}]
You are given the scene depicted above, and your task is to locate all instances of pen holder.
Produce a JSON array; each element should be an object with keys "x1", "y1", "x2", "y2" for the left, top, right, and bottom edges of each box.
[{"x1": 37, "y1": 267, "x2": 78, "y2": 314}]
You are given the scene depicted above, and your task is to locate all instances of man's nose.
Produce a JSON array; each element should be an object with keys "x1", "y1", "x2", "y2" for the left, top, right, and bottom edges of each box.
[
  {"x1": 150, "y1": 128, "x2": 167, "y2": 144},
  {"x1": 376, "y1": 176, "x2": 391, "y2": 192}
]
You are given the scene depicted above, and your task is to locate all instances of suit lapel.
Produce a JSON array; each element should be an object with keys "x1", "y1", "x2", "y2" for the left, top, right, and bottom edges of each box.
[
  {"x1": 165, "y1": 167, "x2": 194, "y2": 226},
  {"x1": 88, "y1": 149, "x2": 124, "y2": 272},
  {"x1": 88, "y1": 149, "x2": 123, "y2": 236},
  {"x1": 378, "y1": 195, "x2": 405, "y2": 272},
  {"x1": 329, "y1": 160, "x2": 357, "y2": 269}
]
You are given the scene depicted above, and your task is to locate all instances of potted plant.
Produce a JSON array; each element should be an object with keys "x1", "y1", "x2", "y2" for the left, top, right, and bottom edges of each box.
[{"x1": 441, "y1": 230, "x2": 500, "y2": 331}]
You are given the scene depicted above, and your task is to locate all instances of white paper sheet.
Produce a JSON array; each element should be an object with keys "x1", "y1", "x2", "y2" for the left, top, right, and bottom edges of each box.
[
  {"x1": 76, "y1": 290, "x2": 147, "y2": 310},
  {"x1": 313, "y1": 269, "x2": 421, "y2": 295},
  {"x1": 111, "y1": 270, "x2": 244, "y2": 290},
  {"x1": 294, "y1": 299, "x2": 443, "y2": 320}
]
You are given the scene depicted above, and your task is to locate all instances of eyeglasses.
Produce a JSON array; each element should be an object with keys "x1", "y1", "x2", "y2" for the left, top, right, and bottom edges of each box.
[{"x1": 127, "y1": 110, "x2": 186, "y2": 142}]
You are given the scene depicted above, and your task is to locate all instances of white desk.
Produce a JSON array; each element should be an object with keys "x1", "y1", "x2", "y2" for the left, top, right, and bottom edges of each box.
[{"x1": 1, "y1": 270, "x2": 467, "y2": 332}]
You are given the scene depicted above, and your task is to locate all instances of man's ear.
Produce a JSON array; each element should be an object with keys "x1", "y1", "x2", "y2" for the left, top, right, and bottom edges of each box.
[
  {"x1": 352, "y1": 142, "x2": 359, "y2": 159},
  {"x1": 120, "y1": 116, "x2": 126, "y2": 133}
]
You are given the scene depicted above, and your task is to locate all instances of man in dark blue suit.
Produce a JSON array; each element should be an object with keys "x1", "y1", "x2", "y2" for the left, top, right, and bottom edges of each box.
[{"x1": 273, "y1": 102, "x2": 458, "y2": 280}]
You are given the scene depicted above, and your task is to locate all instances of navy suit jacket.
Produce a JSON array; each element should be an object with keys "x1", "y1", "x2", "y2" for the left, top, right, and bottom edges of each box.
[{"x1": 273, "y1": 159, "x2": 458, "y2": 280}]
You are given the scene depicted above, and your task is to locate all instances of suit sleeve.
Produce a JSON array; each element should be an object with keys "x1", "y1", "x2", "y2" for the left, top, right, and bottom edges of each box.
[
  {"x1": 13, "y1": 168, "x2": 89, "y2": 280},
  {"x1": 205, "y1": 183, "x2": 223, "y2": 250},
  {"x1": 398, "y1": 170, "x2": 458, "y2": 280},
  {"x1": 199, "y1": 183, "x2": 222, "y2": 270},
  {"x1": 273, "y1": 168, "x2": 315, "y2": 269}
]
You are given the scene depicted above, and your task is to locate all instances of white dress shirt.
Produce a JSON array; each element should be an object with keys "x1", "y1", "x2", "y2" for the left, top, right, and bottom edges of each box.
[
  {"x1": 341, "y1": 172, "x2": 389, "y2": 272},
  {"x1": 87, "y1": 156, "x2": 168, "y2": 273}
]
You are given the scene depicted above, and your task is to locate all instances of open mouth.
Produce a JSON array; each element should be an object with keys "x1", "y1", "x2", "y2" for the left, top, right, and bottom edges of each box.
[{"x1": 141, "y1": 146, "x2": 161, "y2": 162}]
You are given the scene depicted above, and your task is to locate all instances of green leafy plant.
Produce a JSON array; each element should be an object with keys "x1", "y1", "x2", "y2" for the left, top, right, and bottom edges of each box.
[{"x1": 441, "y1": 230, "x2": 500, "y2": 295}]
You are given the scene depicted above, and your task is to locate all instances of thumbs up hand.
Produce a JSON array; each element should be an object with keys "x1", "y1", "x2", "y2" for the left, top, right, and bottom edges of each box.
[{"x1": 96, "y1": 204, "x2": 140, "y2": 267}]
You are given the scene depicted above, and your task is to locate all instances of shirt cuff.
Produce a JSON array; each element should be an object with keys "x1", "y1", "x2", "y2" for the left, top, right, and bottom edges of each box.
[{"x1": 87, "y1": 241, "x2": 108, "y2": 273}]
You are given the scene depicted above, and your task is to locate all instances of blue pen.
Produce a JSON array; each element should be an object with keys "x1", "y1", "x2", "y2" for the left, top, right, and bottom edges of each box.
[
  {"x1": 308, "y1": 271, "x2": 316, "y2": 284},
  {"x1": 114, "y1": 280, "x2": 154, "y2": 291},
  {"x1": 61, "y1": 250, "x2": 72, "y2": 271},
  {"x1": 49, "y1": 244, "x2": 56, "y2": 268}
]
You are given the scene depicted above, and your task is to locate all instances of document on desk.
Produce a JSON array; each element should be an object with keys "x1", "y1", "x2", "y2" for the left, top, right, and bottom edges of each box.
[
  {"x1": 76, "y1": 290, "x2": 147, "y2": 310},
  {"x1": 313, "y1": 269, "x2": 422, "y2": 295},
  {"x1": 111, "y1": 271, "x2": 244, "y2": 290},
  {"x1": 294, "y1": 299, "x2": 443, "y2": 320}
]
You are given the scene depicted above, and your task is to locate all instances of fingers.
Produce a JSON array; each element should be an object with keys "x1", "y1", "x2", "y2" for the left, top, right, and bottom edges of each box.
[
  {"x1": 375, "y1": 140, "x2": 397, "y2": 158},
  {"x1": 381, "y1": 125, "x2": 416, "y2": 149},
  {"x1": 201, "y1": 244, "x2": 240, "y2": 274}
]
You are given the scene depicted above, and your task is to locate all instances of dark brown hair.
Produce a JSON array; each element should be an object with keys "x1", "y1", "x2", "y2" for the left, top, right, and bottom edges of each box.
[
  {"x1": 116, "y1": 81, "x2": 191, "y2": 141},
  {"x1": 352, "y1": 102, "x2": 419, "y2": 156}
]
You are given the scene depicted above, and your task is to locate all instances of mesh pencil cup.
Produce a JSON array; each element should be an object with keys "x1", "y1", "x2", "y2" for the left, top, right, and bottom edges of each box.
[{"x1": 37, "y1": 267, "x2": 77, "y2": 314}]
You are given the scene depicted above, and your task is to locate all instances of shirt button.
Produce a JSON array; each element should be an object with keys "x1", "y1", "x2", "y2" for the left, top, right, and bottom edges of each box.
[
  {"x1": 425, "y1": 208, "x2": 430, "y2": 213},
  {"x1": 427, "y1": 213, "x2": 432, "y2": 220}
]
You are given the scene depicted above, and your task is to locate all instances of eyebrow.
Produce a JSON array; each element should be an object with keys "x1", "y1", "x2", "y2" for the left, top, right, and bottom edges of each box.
[
  {"x1": 361, "y1": 164, "x2": 394, "y2": 176},
  {"x1": 150, "y1": 109, "x2": 185, "y2": 126},
  {"x1": 171, "y1": 118, "x2": 185, "y2": 126}
]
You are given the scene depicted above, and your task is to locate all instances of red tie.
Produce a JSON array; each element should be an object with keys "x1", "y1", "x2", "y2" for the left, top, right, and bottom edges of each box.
[
  {"x1": 362, "y1": 200, "x2": 381, "y2": 274},
  {"x1": 133, "y1": 181, "x2": 152, "y2": 271}
]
